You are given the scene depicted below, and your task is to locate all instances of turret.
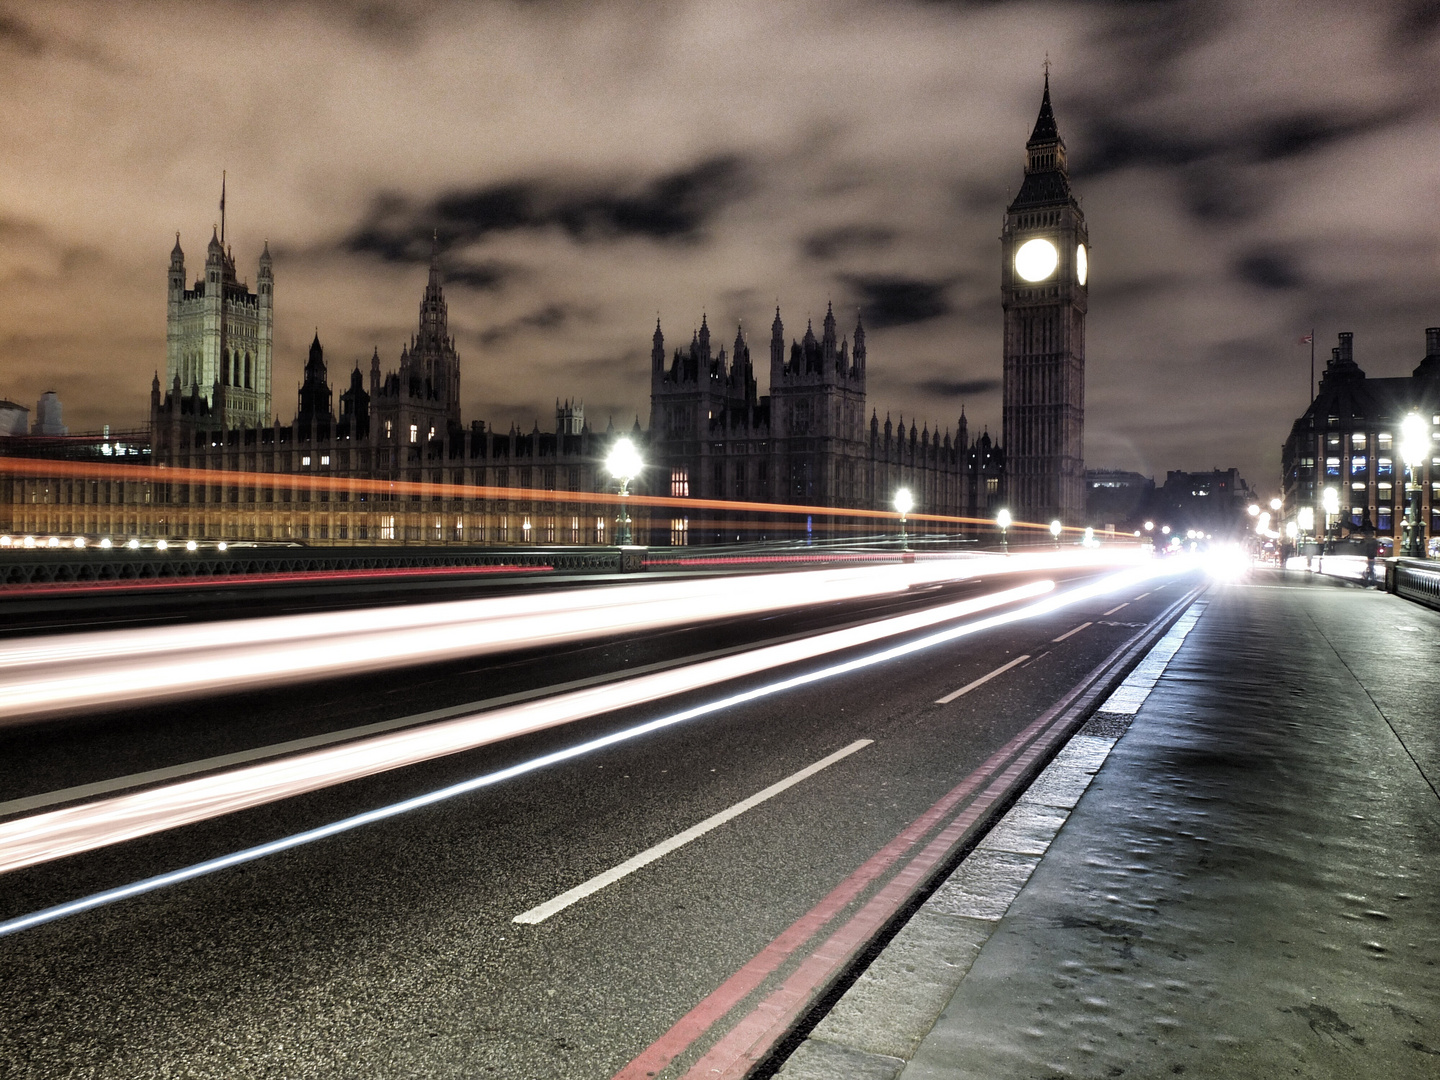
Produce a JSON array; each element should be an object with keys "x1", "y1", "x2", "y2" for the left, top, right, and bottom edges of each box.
[
  {"x1": 770, "y1": 306, "x2": 785, "y2": 385},
  {"x1": 853, "y1": 312, "x2": 866, "y2": 378}
]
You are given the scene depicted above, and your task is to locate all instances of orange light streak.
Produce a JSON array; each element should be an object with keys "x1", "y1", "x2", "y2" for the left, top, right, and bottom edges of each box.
[{"x1": 0, "y1": 455, "x2": 1090, "y2": 532}]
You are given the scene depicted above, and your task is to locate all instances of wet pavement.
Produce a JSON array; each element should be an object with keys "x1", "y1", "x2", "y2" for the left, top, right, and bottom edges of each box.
[{"x1": 778, "y1": 568, "x2": 1440, "y2": 1079}]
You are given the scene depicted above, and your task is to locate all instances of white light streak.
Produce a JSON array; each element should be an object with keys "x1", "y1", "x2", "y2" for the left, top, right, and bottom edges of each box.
[
  {"x1": 0, "y1": 561, "x2": 1182, "y2": 940},
  {"x1": 0, "y1": 550, "x2": 1145, "y2": 724}
]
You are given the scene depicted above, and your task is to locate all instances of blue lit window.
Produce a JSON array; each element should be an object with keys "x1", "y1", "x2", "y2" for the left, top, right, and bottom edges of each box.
[
  {"x1": 1377, "y1": 457, "x2": 1393, "y2": 477},
  {"x1": 1325, "y1": 457, "x2": 1341, "y2": 477},
  {"x1": 1350, "y1": 455, "x2": 1367, "y2": 472}
]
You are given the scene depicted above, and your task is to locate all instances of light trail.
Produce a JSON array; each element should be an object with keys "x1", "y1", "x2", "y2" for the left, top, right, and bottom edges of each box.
[
  {"x1": 0, "y1": 548, "x2": 1143, "y2": 724},
  {"x1": 0, "y1": 580, "x2": 1053, "y2": 877},
  {"x1": 0, "y1": 560, "x2": 1186, "y2": 939},
  {"x1": 0, "y1": 563, "x2": 550, "y2": 597},
  {"x1": 0, "y1": 454, "x2": 1107, "y2": 535}
]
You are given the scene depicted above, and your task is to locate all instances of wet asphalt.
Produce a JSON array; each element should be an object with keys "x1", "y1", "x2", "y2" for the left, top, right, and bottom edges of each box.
[{"x1": 0, "y1": 564, "x2": 1202, "y2": 1079}]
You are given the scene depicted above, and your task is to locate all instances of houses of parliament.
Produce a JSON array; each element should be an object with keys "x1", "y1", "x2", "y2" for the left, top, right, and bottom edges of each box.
[{"x1": 3, "y1": 78, "x2": 1088, "y2": 546}]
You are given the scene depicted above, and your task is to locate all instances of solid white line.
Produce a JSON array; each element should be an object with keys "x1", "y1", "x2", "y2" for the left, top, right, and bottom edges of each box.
[
  {"x1": 935, "y1": 654, "x2": 1030, "y2": 704},
  {"x1": 1051, "y1": 621, "x2": 1092, "y2": 643},
  {"x1": 1102, "y1": 602, "x2": 1129, "y2": 616},
  {"x1": 513, "y1": 739, "x2": 874, "y2": 925}
]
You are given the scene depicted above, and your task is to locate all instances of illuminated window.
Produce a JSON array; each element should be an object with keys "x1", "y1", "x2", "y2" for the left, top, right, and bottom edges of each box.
[
  {"x1": 1351, "y1": 481, "x2": 1366, "y2": 491},
  {"x1": 1377, "y1": 457, "x2": 1393, "y2": 477},
  {"x1": 1325, "y1": 457, "x2": 1341, "y2": 477},
  {"x1": 522, "y1": 516, "x2": 532, "y2": 540},
  {"x1": 301, "y1": 456, "x2": 311, "y2": 466},
  {"x1": 670, "y1": 516, "x2": 689, "y2": 546},
  {"x1": 594, "y1": 516, "x2": 606, "y2": 544},
  {"x1": 428, "y1": 426, "x2": 436, "y2": 440},
  {"x1": 543, "y1": 516, "x2": 555, "y2": 543},
  {"x1": 1378, "y1": 433, "x2": 1392, "y2": 451},
  {"x1": 1350, "y1": 456, "x2": 1366, "y2": 472},
  {"x1": 1351, "y1": 433, "x2": 1366, "y2": 449},
  {"x1": 409, "y1": 424, "x2": 418, "y2": 443},
  {"x1": 569, "y1": 515, "x2": 580, "y2": 543},
  {"x1": 1377, "y1": 482, "x2": 1393, "y2": 499},
  {"x1": 498, "y1": 515, "x2": 509, "y2": 542},
  {"x1": 671, "y1": 468, "x2": 689, "y2": 497},
  {"x1": 320, "y1": 455, "x2": 330, "y2": 466},
  {"x1": 385, "y1": 420, "x2": 393, "y2": 439},
  {"x1": 380, "y1": 515, "x2": 395, "y2": 540}
]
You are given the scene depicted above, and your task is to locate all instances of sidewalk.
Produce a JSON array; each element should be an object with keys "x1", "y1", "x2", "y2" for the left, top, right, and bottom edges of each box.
[{"x1": 777, "y1": 569, "x2": 1440, "y2": 1079}]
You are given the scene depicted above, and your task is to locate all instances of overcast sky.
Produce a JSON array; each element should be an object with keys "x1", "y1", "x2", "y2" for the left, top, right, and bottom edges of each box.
[{"x1": 2, "y1": 0, "x2": 1439, "y2": 492}]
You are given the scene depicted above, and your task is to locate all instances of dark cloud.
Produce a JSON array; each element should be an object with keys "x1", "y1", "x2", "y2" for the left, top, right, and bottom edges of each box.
[
  {"x1": 478, "y1": 304, "x2": 574, "y2": 347},
  {"x1": 346, "y1": 155, "x2": 752, "y2": 267},
  {"x1": 0, "y1": 12, "x2": 45, "y2": 55},
  {"x1": 1233, "y1": 250, "x2": 1303, "y2": 291},
  {"x1": 914, "y1": 377, "x2": 1000, "y2": 398},
  {"x1": 802, "y1": 224, "x2": 896, "y2": 261},
  {"x1": 842, "y1": 273, "x2": 951, "y2": 329}
]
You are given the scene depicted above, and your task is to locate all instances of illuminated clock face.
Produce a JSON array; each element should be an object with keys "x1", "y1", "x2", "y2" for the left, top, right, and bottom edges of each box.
[
  {"x1": 1014, "y1": 238, "x2": 1058, "y2": 282},
  {"x1": 1076, "y1": 243, "x2": 1088, "y2": 286}
]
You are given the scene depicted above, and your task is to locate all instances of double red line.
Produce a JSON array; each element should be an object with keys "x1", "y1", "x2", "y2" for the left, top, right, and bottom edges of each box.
[{"x1": 614, "y1": 588, "x2": 1201, "y2": 1080}]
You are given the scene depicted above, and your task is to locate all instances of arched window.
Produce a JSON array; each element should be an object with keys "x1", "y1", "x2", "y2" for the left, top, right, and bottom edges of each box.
[
  {"x1": 244, "y1": 354, "x2": 252, "y2": 388},
  {"x1": 222, "y1": 352, "x2": 230, "y2": 385}
]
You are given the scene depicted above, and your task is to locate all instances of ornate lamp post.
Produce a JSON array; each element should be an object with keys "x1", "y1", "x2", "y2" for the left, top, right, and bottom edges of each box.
[
  {"x1": 1400, "y1": 412, "x2": 1430, "y2": 559},
  {"x1": 606, "y1": 437, "x2": 643, "y2": 546},
  {"x1": 1049, "y1": 519, "x2": 1062, "y2": 548},
  {"x1": 1321, "y1": 487, "x2": 1339, "y2": 551},
  {"x1": 996, "y1": 508, "x2": 1011, "y2": 553},
  {"x1": 894, "y1": 488, "x2": 914, "y2": 550}
]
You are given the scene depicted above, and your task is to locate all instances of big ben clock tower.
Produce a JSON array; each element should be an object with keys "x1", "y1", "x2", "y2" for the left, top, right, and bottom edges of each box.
[{"x1": 1001, "y1": 72, "x2": 1088, "y2": 527}]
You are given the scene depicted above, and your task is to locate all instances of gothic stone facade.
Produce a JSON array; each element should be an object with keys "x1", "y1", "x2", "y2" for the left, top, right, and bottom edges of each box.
[
  {"x1": 166, "y1": 228, "x2": 274, "y2": 430},
  {"x1": 647, "y1": 304, "x2": 1002, "y2": 543}
]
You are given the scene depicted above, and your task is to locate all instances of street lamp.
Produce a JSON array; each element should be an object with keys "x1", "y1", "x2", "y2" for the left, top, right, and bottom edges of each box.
[
  {"x1": 1247, "y1": 504, "x2": 1260, "y2": 517},
  {"x1": 1321, "y1": 486, "x2": 1339, "y2": 550},
  {"x1": 996, "y1": 508, "x2": 1011, "y2": 553},
  {"x1": 1269, "y1": 497, "x2": 1282, "y2": 512},
  {"x1": 1049, "y1": 519, "x2": 1062, "y2": 547},
  {"x1": 894, "y1": 487, "x2": 914, "y2": 549},
  {"x1": 1400, "y1": 411, "x2": 1430, "y2": 558},
  {"x1": 606, "y1": 437, "x2": 643, "y2": 546}
]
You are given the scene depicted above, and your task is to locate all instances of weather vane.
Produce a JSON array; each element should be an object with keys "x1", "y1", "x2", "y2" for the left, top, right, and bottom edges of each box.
[{"x1": 1043, "y1": 53, "x2": 1050, "y2": 77}]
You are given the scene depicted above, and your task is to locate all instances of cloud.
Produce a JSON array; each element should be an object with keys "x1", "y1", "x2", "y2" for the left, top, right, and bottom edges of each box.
[
  {"x1": 914, "y1": 377, "x2": 1001, "y2": 398},
  {"x1": 345, "y1": 155, "x2": 752, "y2": 268},
  {"x1": 1233, "y1": 250, "x2": 1304, "y2": 291},
  {"x1": 478, "y1": 303, "x2": 576, "y2": 347},
  {"x1": 802, "y1": 224, "x2": 896, "y2": 261},
  {"x1": 842, "y1": 273, "x2": 951, "y2": 329}
]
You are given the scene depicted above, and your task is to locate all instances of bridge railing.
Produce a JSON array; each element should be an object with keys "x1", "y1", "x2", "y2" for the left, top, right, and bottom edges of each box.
[{"x1": 1387, "y1": 557, "x2": 1440, "y2": 612}]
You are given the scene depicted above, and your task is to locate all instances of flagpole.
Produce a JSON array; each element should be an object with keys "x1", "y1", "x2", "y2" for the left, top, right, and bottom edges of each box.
[{"x1": 1309, "y1": 326, "x2": 1315, "y2": 402}]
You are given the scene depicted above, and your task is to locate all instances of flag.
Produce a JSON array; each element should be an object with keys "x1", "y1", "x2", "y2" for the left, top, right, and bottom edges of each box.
[{"x1": 1296, "y1": 334, "x2": 1312, "y2": 344}]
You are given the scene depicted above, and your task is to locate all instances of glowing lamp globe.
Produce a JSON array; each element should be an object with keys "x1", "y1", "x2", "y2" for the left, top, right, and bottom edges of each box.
[
  {"x1": 996, "y1": 509, "x2": 1011, "y2": 530},
  {"x1": 1014, "y1": 238, "x2": 1058, "y2": 282},
  {"x1": 1400, "y1": 412, "x2": 1429, "y2": 468},
  {"x1": 894, "y1": 488, "x2": 914, "y2": 516},
  {"x1": 606, "y1": 438, "x2": 643, "y2": 482}
]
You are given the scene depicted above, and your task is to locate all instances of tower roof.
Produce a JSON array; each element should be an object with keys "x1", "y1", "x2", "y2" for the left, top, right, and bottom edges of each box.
[{"x1": 1027, "y1": 73, "x2": 1060, "y2": 146}]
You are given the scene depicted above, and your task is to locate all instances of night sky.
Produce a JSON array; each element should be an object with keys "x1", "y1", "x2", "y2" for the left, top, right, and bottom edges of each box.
[{"x1": 3, "y1": 1, "x2": 1439, "y2": 494}]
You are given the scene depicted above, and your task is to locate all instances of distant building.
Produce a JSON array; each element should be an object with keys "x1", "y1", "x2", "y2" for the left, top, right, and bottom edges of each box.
[
  {"x1": 1084, "y1": 469, "x2": 1154, "y2": 530},
  {"x1": 31, "y1": 391, "x2": 67, "y2": 436},
  {"x1": 1151, "y1": 468, "x2": 1255, "y2": 538},
  {"x1": 1281, "y1": 330, "x2": 1439, "y2": 546},
  {"x1": 1001, "y1": 74, "x2": 1088, "y2": 526},
  {"x1": 0, "y1": 399, "x2": 28, "y2": 437}
]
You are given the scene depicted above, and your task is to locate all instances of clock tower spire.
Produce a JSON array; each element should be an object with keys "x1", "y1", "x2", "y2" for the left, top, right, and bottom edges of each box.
[{"x1": 1001, "y1": 71, "x2": 1088, "y2": 528}]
